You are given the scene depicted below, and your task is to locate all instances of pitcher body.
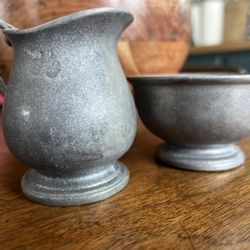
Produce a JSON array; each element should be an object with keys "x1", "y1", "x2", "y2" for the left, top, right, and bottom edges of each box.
[{"x1": 0, "y1": 8, "x2": 136, "y2": 206}]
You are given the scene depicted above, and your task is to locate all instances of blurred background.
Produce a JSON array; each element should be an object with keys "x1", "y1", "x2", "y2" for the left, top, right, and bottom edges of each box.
[
  {"x1": 187, "y1": 0, "x2": 250, "y2": 73},
  {"x1": 0, "y1": 0, "x2": 250, "y2": 99}
]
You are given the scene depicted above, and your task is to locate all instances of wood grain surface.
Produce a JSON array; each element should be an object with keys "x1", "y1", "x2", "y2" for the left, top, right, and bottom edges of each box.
[
  {"x1": 0, "y1": 0, "x2": 190, "y2": 78},
  {"x1": 1, "y1": 114, "x2": 250, "y2": 249}
]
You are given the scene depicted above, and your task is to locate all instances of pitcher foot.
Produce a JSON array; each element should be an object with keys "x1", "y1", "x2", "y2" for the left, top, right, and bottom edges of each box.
[{"x1": 21, "y1": 161, "x2": 129, "y2": 206}]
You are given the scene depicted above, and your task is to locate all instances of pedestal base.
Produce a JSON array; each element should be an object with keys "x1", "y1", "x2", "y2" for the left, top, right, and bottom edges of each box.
[
  {"x1": 21, "y1": 161, "x2": 129, "y2": 206},
  {"x1": 156, "y1": 144, "x2": 245, "y2": 171}
]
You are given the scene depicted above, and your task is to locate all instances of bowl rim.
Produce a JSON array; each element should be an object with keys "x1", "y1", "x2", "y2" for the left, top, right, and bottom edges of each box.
[{"x1": 127, "y1": 73, "x2": 250, "y2": 86}]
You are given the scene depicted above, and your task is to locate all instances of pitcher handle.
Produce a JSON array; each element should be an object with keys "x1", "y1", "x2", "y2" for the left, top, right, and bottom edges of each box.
[
  {"x1": 0, "y1": 20, "x2": 13, "y2": 94},
  {"x1": 0, "y1": 19, "x2": 16, "y2": 30},
  {"x1": 0, "y1": 20, "x2": 12, "y2": 94},
  {"x1": 0, "y1": 19, "x2": 17, "y2": 46},
  {"x1": 0, "y1": 76, "x2": 6, "y2": 95}
]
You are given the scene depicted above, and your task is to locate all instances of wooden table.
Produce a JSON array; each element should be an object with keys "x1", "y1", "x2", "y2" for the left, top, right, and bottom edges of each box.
[{"x1": 1, "y1": 115, "x2": 250, "y2": 250}]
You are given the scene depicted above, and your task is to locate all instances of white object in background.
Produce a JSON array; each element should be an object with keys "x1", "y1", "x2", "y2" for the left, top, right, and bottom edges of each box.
[
  {"x1": 200, "y1": 0, "x2": 225, "y2": 46},
  {"x1": 191, "y1": 1, "x2": 202, "y2": 46}
]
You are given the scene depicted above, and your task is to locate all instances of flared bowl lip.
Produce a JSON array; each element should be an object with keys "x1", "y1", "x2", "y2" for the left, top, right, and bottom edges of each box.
[
  {"x1": 127, "y1": 73, "x2": 250, "y2": 86},
  {"x1": 3, "y1": 7, "x2": 133, "y2": 35}
]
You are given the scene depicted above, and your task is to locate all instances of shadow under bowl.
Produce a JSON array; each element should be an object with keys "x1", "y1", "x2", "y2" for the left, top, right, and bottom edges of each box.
[{"x1": 128, "y1": 73, "x2": 250, "y2": 171}]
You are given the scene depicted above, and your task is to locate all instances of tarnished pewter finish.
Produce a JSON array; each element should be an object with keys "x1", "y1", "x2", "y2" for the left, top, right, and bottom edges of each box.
[
  {"x1": 128, "y1": 74, "x2": 250, "y2": 171},
  {"x1": 0, "y1": 8, "x2": 136, "y2": 206}
]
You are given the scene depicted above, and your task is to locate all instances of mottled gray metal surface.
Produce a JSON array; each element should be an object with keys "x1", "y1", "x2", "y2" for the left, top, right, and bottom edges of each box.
[
  {"x1": 128, "y1": 74, "x2": 250, "y2": 171},
  {"x1": 0, "y1": 8, "x2": 136, "y2": 206}
]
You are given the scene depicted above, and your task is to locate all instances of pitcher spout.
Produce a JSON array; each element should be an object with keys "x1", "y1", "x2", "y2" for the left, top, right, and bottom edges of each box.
[{"x1": 97, "y1": 8, "x2": 134, "y2": 42}]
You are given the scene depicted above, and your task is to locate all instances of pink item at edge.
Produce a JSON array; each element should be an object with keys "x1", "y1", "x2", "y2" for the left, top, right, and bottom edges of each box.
[{"x1": 0, "y1": 94, "x2": 4, "y2": 108}]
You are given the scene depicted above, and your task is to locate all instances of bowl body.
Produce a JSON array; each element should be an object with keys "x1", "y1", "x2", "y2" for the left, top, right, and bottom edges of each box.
[
  {"x1": 129, "y1": 74, "x2": 250, "y2": 171},
  {"x1": 130, "y1": 74, "x2": 250, "y2": 145}
]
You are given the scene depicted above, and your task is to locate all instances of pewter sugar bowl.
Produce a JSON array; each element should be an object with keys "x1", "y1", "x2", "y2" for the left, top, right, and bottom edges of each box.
[{"x1": 129, "y1": 74, "x2": 250, "y2": 171}]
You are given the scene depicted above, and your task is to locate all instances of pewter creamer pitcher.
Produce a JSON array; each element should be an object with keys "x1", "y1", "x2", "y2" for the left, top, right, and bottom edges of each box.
[{"x1": 0, "y1": 8, "x2": 136, "y2": 206}]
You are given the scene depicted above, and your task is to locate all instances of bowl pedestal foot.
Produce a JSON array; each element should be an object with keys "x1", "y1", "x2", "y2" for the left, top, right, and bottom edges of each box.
[
  {"x1": 156, "y1": 143, "x2": 245, "y2": 171},
  {"x1": 21, "y1": 161, "x2": 129, "y2": 206}
]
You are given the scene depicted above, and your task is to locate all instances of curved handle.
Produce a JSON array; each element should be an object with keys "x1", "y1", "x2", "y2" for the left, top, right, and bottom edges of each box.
[
  {"x1": 0, "y1": 19, "x2": 17, "y2": 46},
  {"x1": 0, "y1": 19, "x2": 16, "y2": 30},
  {"x1": 0, "y1": 76, "x2": 6, "y2": 95}
]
